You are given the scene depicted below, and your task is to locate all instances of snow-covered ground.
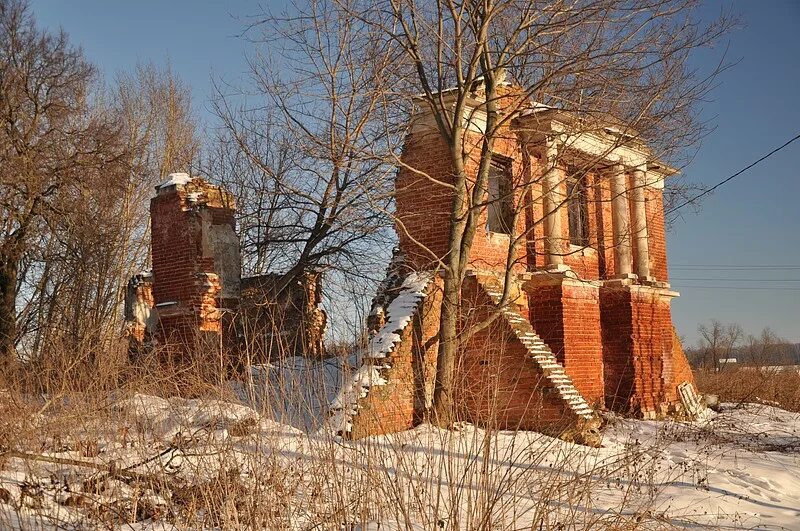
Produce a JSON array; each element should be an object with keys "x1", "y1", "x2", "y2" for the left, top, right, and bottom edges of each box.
[{"x1": 1, "y1": 376, "x2": 799, "y2": 529}]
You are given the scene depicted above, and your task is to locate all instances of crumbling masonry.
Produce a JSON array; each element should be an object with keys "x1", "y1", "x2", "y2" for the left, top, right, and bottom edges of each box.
[
  {"x1": 124, "y1": 174, "x2": 326, "y2": 363},
  {"x1": 332, "y1": 87, "x2": 697, "y2": 441},
  {"x1": 125, "y1": 86, "x2": 697, "y2": 443}
]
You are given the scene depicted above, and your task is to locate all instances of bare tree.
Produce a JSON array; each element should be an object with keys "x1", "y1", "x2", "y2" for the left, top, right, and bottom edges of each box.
[
  {"x1": 116, "y1": 62, "x2": 199, "y2": 181},
  {"x1": 210, "y1": 4, "x2": 398, "y2": 324},
  {"x1": 697, "y1": 319, "x2": 743, "y2": 371},
  {"x1": 0, "y1": 0, "x2": 124, "y2": 363},
  {"x1": 242, "y1": 0, "x2": 732, "y2": 422},
  {"x1": 11, "y1": 58, "x2": 199, "y2": 370},
  {"x1": 356, "y1": 0, "x2": 731, "y2": 422},
  {"x1": 743, "y1": 327, "x2": 791, "y2": 368}
]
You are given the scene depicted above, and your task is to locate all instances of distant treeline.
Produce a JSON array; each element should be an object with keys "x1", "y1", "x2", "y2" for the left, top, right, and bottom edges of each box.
[{"x1": 686, "y1": 342, "x2": 800, "y2": 369}]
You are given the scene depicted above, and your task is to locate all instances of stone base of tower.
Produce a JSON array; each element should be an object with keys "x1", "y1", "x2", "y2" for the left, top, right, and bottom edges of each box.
[
  {"x1": 600, "y1": 283, "x2": 679, "y2": 417},
  {"x1": 523, "y1": 272, "x2": 605, "y2": 408}
]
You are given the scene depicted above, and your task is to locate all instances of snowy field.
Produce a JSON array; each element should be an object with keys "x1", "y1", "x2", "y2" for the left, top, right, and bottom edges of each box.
[{"x1": 1, "y1": 366, "x2": 799, "y2": 529}]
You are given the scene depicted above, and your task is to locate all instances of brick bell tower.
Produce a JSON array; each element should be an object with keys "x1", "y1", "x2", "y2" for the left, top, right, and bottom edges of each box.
[{"x1": 148, "y1": 173, "x2": 241, "y2": 350}]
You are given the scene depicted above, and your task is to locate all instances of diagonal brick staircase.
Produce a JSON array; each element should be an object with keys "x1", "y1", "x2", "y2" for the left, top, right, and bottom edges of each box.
[{"x1": 478, "y1": 277, "x2": 596, "y2": 422}]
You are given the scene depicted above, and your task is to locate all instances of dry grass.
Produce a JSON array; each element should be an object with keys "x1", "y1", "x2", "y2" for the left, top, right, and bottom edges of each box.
[
  {"x1": 0, "y1": 345, "x2": 740, "y2": 530},
  {"x1": 694, "y1": 367, "x2": 800, "y2": 412}
]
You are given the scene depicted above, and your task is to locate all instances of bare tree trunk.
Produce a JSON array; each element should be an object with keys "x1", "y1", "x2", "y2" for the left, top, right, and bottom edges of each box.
[
  {"x1": 432, "y1": 266, "x2": 461, "y2": 423},
  {"x1": 0, "y1": 255, "x2": 18, "y2": 363}
]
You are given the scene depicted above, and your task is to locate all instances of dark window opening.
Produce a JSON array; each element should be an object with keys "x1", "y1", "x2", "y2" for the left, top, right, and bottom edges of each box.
[
  {"x1": 487, "y1": 158, "x2": 514, "y2": 235},
  {"x1": 567, "y1": 174, "x2": 589, "y2": 247}
]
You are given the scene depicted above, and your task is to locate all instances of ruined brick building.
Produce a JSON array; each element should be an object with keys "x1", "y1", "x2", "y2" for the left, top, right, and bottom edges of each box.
[
  {"x1": 332, "y1": 87, "x2": 697, "y2": 441},
  {"x1": 124, "y1": 174, "x2": 326, "y2": 363},
  {"x1": 124, "y1": 85, "x2": 697, "y2": 443}
]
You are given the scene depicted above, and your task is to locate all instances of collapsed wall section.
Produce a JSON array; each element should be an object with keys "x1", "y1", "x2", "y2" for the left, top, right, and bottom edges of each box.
[
  {"x1": 147, "y1": 174, "x2": 239, "y2": 350},
  {"x1": 125, "y1": 173, "x2": 329, "y2": 367},
  {"x1": 124, "y1": 272, "x2": 155, "y2": 344},
  {"x1": 329, "y1": 272, "x2": 440, "y2": 438},
  {"x1": 238, "y1": 272, "x2": 327, "y2": 361}
]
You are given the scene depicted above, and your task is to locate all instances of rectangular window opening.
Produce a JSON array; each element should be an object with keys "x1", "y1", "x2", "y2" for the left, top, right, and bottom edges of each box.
[
  {"x1": 567, "y1": 173, "x2": 590, "y2": 247},
  {"x1": 487, "y1": 158, "x2": 514, "y2": 235}
]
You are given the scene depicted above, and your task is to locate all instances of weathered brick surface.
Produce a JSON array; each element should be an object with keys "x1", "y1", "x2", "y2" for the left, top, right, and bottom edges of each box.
[
  {"x1": 349, "y1": 277, "x2": 442, "y2": 438},
  {"x1": 394, "y1": 132, "x2": 454, "y2": 270},
  {"x1": 600, "y1": 285, "x2": 677, "y2": 415},
  {"x1": 395, "y1": 126, "x2": 528, "y2": 272},
  {"x1": 238, "y1": 272, "x2": 327, "y2": 361},
  {"x1": 149, "y1": 180, "x2": 236, "y2": 348},
  {"x1": 127, "y1": 175, "x2": 329, "y2": 369},
  {"x1": 124, "y1": 273, "x2": 155, "y2": 343},
  {"x1": 594, "y1": 177, "x2": 617, "y2": 279},
  {"x1": 645, "y1": 188, "x2": 669, "y2": 282},
  {"x1": 526, "y1": 278, "x2": 605, "y2": 407},
  {"x1": 381, "y1": 93, "x2": 687, "y2": 431},
  {"x1": 456, "y1": 276, "x2": 582, "y2": 432}
]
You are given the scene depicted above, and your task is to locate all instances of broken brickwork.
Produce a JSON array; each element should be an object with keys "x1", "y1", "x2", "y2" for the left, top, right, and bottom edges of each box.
[
  {"x1": 124, "y1": 272, "x2": 155, "y2": 343},
  {"x1": 124, "y1": 173, "x2": 326, "y2": 363},
  {"x1": 238, "y1": 271, "x2": 327, "y2": 362}
]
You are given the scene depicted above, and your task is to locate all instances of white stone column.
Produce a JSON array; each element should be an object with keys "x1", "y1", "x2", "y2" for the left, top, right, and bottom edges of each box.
[
  {"x1": 630, "y1": 165, "x2": 652, "y2": 280},
  {"x1": 609, "y1": 163, "x2": 634, "y2": 277},
  {"x1": 543, "y1": 139, "x2": 563, "y2": 267}
]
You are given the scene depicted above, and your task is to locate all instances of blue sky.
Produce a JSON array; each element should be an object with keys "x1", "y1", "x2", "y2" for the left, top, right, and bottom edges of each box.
[{"x1": 30, "y1": 0, "x2": 800, "y2": 345}]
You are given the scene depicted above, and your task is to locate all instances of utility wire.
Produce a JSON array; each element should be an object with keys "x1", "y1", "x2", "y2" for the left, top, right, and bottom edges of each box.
[
  {"x1": 667, "y1": 132, "x2": 800, "y2": 214},
  {"x1": 671, "y1": 266, "x2": 800, "y2": 270},
  {"x1": 672, "y1": 278, "x2": 800, "y2": 282},
  {"x1": 671, "y1": 286, "x2": 800, "y2": 291},
  {"x1": 671, "y1": 264, "x2": 800, "y2": 268}
]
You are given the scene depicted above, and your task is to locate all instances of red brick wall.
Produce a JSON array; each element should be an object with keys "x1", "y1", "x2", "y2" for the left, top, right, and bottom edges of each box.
[
  {"x1": 631, "y1": 289, "x2": 675, "y2": 410},
  {"x1": 463, "y1": 131, "x2": 528, "y2": 273},
  {"x1": 601, "y1": 285, "x2": 677, "y2": 415},
  {"x1": 150, "y1": 190, "x2": 197, "y2": 308},
  {"x1": 559, "y1": 172, "x2": 602, "y2": 279},
  {"x1": 526, "y1": 279, "x2": 605, "y2": 406},
  {"x1": 456, "y1": 277, "x2": 581, "y2": 432},
  {"x1": 516, "y1": 147, "x2": 617, "y2": 280},
  {"x1": 349, "y1": 277, "x2": 442, "y2": 438},
  {"x1": 396, "y1": 124, "x2": 530, "y2": 273},
  {"x1": 398, "y1": 111, "x2": 672, "y2": 285},
  {"x1": 395, "y1": 132, "x2": 455, "y2": 270},
  {"x1": 594, "y1": 177, "x2": 616, "y2": 279},
  {"x1": 600, "y1": 287, "x2": 635, "y2": 411},
  {"x1": 646, "y1": 187, "x2": 669, "y2": 282},
  {"x1": 149, "y1": 182, "x2": 236, "y2": 346}
]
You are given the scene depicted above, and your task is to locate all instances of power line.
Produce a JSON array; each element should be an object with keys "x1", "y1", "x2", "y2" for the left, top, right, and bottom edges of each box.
[
  {"x1": 671, "y1": 265, "x2": 800, "y2": 270},
  {"x1": 672, "y1": 278, "x2": 800, "y2": 282},
  {"x1": 671, "y1": 264, "x2": 800, "y2": 268},
  {"x1": 667, "y1": 132, "x2": 800, "y2": 214},
  {"x1": 671, "y1": 285, "x2": 800, "y2": 291}
]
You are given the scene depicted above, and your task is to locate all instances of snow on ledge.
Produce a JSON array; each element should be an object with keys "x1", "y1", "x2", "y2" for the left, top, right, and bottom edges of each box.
[
  {"x1": 157, "y1": 172, "x2": 192, "y2": 190},
  {"x1": 368, "y1": 271, "x2": 433, "y2": 359},
  {"x1": 325, "y1": 271, "x2": 434, "y2": 434}
]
